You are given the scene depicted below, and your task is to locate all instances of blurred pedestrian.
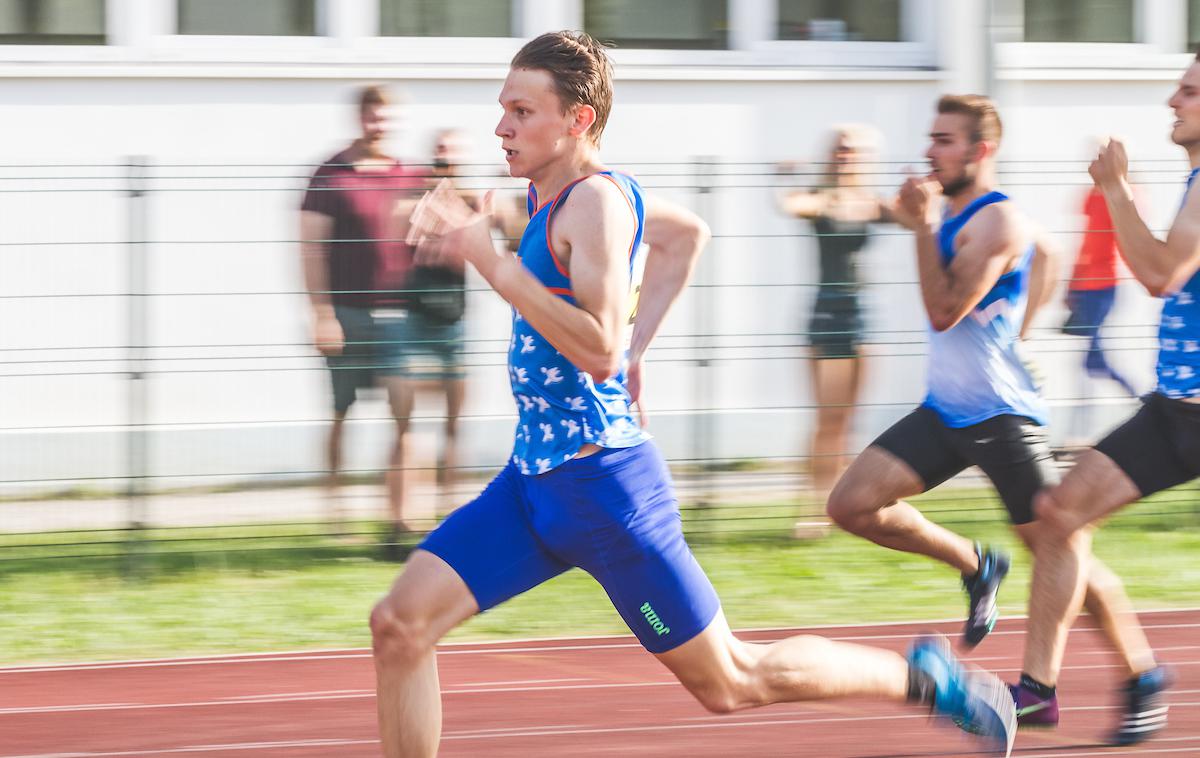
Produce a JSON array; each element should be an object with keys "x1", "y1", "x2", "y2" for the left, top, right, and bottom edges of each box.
[
  {"x1": 1061, "y1": 163, "x2": 1139, "y2": 443},
  {"x1": 399, "y1": 129, "x2": 475, "y2": 516},
  {"x1": 299, "y1": 84, "x2": 423, "y2": 554},
  {"x1": 777, "y1": 125, "x2": 890, "y2": 537}
]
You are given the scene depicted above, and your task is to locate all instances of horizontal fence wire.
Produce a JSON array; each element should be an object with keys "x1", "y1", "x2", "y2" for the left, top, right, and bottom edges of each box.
[{"x1": 1, "y1": 156, "x2": 1196, "y2": 560}]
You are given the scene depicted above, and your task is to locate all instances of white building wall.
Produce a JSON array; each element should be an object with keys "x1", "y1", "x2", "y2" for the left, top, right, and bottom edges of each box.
[{"x1": 0, "y1": 0, "x2": 1194, "y2": 496}]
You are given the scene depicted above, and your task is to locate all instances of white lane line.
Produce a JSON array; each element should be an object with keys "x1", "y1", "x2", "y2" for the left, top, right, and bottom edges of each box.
[
  {"x1": 0, "y1": 738, "x2": 380, "y2": 757},
  {"x1": 0, "y1": 692, "x2": 375, "y2": 715},
  {"x1": 5, "y1": 606, "x2": 1199, "y2": 673},
  {"x1": 0, "y1": 682, "x2": 678, "y2": 715},
  {"x1": 6, "y1": 657, "x2": 1200, "y2": 716},
  {"x1": 216, "y1": 689, "x2": 369, "y2": 701},
  {"x1": 458, "y1": 677, "x2": 587, "y2": 687}
]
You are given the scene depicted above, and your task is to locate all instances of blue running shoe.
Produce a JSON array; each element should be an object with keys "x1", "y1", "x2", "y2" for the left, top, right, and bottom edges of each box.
[
  {"x1": 908, "y1": 634, "x2": 1017, "y2": 756},
  {"x1": 1111, "y1": 666, "x2": 1174, "y2": 746},
  {"x1": 962, "y1": 544, "x2": 1010, "y2": 649}
]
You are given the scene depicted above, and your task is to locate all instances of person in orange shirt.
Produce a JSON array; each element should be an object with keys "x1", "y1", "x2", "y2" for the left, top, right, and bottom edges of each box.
[{"x1": 1062, "y1": 179, "x2": 1138, "y2": 408}]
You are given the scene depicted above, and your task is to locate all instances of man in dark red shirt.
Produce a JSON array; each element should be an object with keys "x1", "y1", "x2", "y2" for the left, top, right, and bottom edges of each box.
[{"x1": 300, "y1": 84, "x2": 423, "y2": 555}]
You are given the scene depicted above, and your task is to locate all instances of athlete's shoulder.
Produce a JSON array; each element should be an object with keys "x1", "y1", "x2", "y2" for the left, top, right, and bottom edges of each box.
[{"x1": 557, "y1": 173, "x2": 638, "y2": 221}]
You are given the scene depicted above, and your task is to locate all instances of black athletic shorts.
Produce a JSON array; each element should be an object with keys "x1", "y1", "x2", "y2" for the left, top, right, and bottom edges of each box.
[
  {"x1": 809, "y1": 288, "x2": 865, "y2": 360},
  {"x1": 871, "y1": 406, "x2": 1058, "y2": 525},
  {"x1": 1095, "y1": 392, "x2": 1200, "y2": 497}
]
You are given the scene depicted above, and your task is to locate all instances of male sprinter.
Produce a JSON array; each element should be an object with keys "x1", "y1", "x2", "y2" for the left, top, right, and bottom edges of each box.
[
  {"x1": 369, "y1": 32, "x2": 1016, "y2": 758},
  {"x1": 826, "y1": 94, "x2": 1161, "y2": 711},
  {"x1": 1015, "y1": 58, "x2": 1200, "y2": 747}
]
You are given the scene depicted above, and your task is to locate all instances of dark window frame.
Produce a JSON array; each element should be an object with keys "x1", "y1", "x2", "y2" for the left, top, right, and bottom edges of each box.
[
  {"x1": 176, "y1": 0, "x2": 317, "y2": 36},
  {"x1": 379, "y1": 0, "x2": 515, "y2": 38},
  {"x1": 0, "y1": 0, "x2": 107, "y2": 45},
  {"x1": 583, "y1": 0, "x2": 729, "y2": 51},
  {"x1": 776, "y1": 0, "x2": 904, "y2": 43}
]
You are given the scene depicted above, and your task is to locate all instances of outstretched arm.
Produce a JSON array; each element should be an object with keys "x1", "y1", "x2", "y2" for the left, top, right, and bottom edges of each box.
[{"x1": 1093, "y1": 139, "x2": 1200, "y2": 296}]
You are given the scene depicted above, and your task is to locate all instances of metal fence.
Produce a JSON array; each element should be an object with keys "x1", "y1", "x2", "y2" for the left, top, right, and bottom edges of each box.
[{"x1": 1, "y1": 157, "x2": 1197, "y2": 561}]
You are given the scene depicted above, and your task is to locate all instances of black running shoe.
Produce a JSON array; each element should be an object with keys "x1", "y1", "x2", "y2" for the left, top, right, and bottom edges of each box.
[
  {"x1": 962, "y1": 544, "x2": 1010, "y2": 649},
  {"x1": 1112, "y1": 666, "x2": 1173, "y2": 746}
]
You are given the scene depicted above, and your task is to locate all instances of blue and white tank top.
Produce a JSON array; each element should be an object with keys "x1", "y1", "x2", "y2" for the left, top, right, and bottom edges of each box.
[
  {"x1": 923, "y1": 191, "x2": 1048, "y2": 427},
  {"x1": 508, "y1": 170, "x2": 651, "y2": 475},
  {"x1": 1156, "y1": 167, "x2": 1200, "y2": 399}
]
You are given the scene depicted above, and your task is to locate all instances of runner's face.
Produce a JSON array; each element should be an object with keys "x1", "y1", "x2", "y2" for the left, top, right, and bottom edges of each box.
[
  {"x1": 925, "y1": 113, "x2": 978, "y2": 197},
  {"x1": 1168, "y1": 62, "x2": 1200, "y2": 149},
  {"x1": 496, "y1": 68, "x2": 577, "y2": 179}
]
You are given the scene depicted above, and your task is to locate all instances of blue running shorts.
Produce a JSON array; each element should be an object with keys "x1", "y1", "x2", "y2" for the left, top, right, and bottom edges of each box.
[{"x1": 418, "y1": 441, "x2": 720, "y2": 654}]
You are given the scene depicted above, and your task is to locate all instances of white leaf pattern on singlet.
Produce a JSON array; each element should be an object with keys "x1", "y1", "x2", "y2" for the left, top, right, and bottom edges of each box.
[
  {"x1": 533, "y1": 396, "x2": 550, "y2": 413},
  {"x1": 517, "y1": 394, "x2": 534, "y2": 411},
  {"x1": 519, "y1": 335, "x2": 536, "y2": 354},
  {"x1": 1164, "y1": 339, "x2": 1179, "y2": 352},
  {"x1": 541, "y1": 367, "x2": 564, "y2": 385},
  {"x1": 513, "y1": 367, "x2": 529, "y2": 383},
  {"x1": 539, "y1": 422, "x2": 555, "y2": 442},
  {"x1": 561, "y1": 419, "x2": 580, "y2": 438},
  {"x1": 535, "y1": 458, "x2": 551, "y2": 474},
  {"x1": 565, "y1": 396, "x2": 587, "y2": 412}
]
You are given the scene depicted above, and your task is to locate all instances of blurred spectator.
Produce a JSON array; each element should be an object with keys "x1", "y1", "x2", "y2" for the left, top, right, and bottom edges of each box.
[
  {"x1": 400, "y1": 129, "x2": 475, "y2": 516},
  {"x1": 1062, "y1": 172, "x2": 1139, "y2": 443},
  {"x1": 299, "y1": 84, "x2": 423, "y2": 555},
  {"x1": 777, "y1": 125, "x2": 890, "y2": 537}
]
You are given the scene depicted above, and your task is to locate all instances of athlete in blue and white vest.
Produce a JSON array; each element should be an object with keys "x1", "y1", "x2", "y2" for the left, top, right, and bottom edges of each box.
[
  {"x1": 508, "y1": 172, "x2": 650, "y2": 475},
  {"x1": 1020, "y1": 58, "x2": 1200, "y2": 748},
  {"x1": 372, "y1": 35, "x2": 1018, "y2": 758},
  {"x1": 827, "y1": 94, "x2": 1163, "y2": 743}
]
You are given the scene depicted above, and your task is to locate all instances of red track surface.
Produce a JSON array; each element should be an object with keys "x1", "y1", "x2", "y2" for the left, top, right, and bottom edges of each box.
[{"x1": 4, "y1": 610, "x2": 1198, "y2": 757}]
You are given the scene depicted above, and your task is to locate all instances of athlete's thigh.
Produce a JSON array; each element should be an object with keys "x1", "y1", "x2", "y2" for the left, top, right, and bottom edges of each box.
[
  {"x1": 848, "y1": 406, "x2": 968, "y2": 498},
  {"x1": 1094, "y1": 395, "x2": 1198, "y2": 500},
  {"x1": 375, "y1": 548, "x2": 479, "y2": 640},
  {"x1": 653, "y1": 608, "x2": 742, "y2": 695},
  {"x1": 528, "y1": 443, "x2": 720, "y2": 655},
  {"x1": 419, "y1": 462, "x2": 570, "y2": 612},
  {"x1": 958, "y1": 415, "x2": 1058, "y2": 525},
  {"x1": 1038, "y1": 448, "x2": 1141, "y2": 534}
]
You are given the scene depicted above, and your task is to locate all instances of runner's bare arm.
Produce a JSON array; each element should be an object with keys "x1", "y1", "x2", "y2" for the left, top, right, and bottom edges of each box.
[
  {"x1": 410, "y1": 176, "x2": 635, "y2": 380},
  {"x1": 1094, "y1": 138, "x2": 1200, "y2": 296},
  {"x1": 898, "y1": 175, "x2": 1021, "y2": 332},
  {"x1": 630, "y1": 196, "x2": 709, "y2": 364},
  {"x1": 1021, "y1": 226, "x2": 1061, "y2": 339}
]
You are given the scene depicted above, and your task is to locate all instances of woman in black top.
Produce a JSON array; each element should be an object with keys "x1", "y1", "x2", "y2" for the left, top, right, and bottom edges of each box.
[{"x1": 778, "y1": 126, "x2": 890, "y2": 536}]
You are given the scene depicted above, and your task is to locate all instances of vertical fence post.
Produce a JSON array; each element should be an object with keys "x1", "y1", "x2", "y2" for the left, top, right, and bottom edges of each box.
[
  {"x1": 124, "y1": 156, "x2": 149, "y2": 575},
  {"x1": 691, "y1": 157, "x2": 715, "y2": 511}
]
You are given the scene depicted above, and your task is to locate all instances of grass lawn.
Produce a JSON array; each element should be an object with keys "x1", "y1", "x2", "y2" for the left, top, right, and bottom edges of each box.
[{"x1": 2, "y1": 488, "x2": 1198, "y2": 663}]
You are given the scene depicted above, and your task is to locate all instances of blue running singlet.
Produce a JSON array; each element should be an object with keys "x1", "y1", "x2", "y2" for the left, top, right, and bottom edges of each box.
[
  {"x1": 508, "y1": 171, "x2": 651, "y2": 475},
  {"x1": 923, "y1": 191, "x2": 1048, "y2": 427},
  {"x1": 1156, "y1": 167, "x2": 1200, "y2": 399}
]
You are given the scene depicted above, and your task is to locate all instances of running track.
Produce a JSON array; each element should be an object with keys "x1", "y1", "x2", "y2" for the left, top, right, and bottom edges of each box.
[{"x1": 4, "y1": 610, "x2": 1199, "y2": 757}]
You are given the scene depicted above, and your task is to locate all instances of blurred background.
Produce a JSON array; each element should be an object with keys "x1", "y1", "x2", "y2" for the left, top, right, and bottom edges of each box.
[{"x1": 2, "y1": 0, "x2": 1200, "y2": 660}]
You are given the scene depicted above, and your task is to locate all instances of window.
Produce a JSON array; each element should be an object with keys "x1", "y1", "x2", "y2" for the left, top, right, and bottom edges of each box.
[
  {"x1": 0, "y1": 0, "x2": 105, "y2": 44},
  {"x1": 177, "y1": 0, "x2": 315, "y2": 36},
  {"x1": 1021, "y1": 0, "x2": 1134, "y2": 43},
  {"x1": 1190, "y1": 0, "x2": 1200, "y2": 52},
  {"x1": 381, "y1": 0, "x2": 512, "y2": 37},
  {"x1": 778, "y1": 0, "x2": 901, "y2": 42},
  {"x1": 584, "y1": 0, "x2": 727, "y2": 50}
]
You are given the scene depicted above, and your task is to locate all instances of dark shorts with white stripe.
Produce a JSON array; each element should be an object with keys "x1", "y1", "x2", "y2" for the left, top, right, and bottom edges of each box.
[{"x1": 871, "y1": 406, "x2": 1059, "y2": 525}]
